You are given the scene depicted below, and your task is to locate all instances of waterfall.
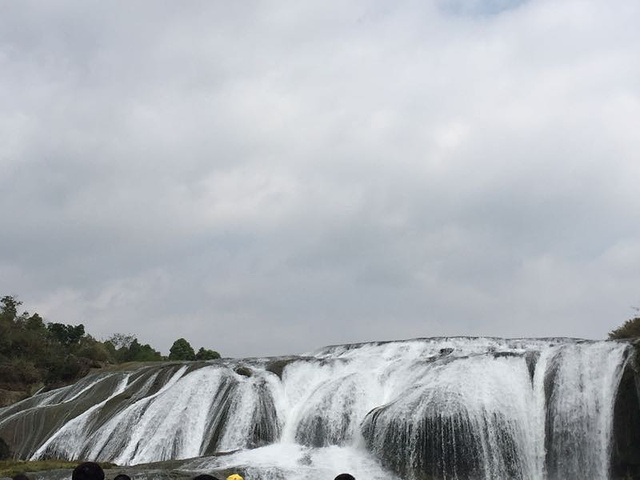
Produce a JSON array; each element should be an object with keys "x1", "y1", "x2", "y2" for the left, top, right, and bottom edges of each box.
[
  {"x1": 0, "y1": 338, "x2": 634, "y2": 480},
  {"x1": 541, "y1": 343, "x2": 629, "y2": 479}
]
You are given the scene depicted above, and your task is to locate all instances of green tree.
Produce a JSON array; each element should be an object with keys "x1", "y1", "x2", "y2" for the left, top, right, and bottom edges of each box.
[
  {"x1": 169, "y1": 338, "x2": 196, "y2": 361},
  {"x1": 25, "y1": 313, "x2": 46, "y2": 332},
  {"x1": 132, "y1": 342, "x2": 162, "y2": 362},
  {"x1": 105, "y1": 333, "x2": 136, "y2": 350},
  {"x1": 609, "y1": 316, "x2": 640, "y2": 339},
  {"x1": 47, "y1": 323, "x2": 85, "y2": 346},
  {"x1": 76, "y1": 336, "x2": 113, "y2": 363},
  {"x1": 195, "y1": 347, "x2": 221, "y2": 360},
  {"x1": 0, "y1": 295, "x2": 21, "y2": 323},
  {"x1": 104, "y1": 334, "x2": 161, "y2": 363}
]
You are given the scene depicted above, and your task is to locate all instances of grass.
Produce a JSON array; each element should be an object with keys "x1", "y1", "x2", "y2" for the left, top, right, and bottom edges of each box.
[{"x1": 0, "y1": 460, "x2": 117, "y2": 477}]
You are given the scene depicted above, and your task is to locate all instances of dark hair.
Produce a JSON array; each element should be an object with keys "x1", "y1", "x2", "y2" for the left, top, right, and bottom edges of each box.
[
  {"x1": 72, "y1": 462, "x2": 105, "y2": 480},
  {"x1": 13, "y1": 474, "x2": 30, "y2": 480},
  {"x1": 113, "y1": 475, "x2": 131, "y2": 480},
  {"x1": 193, "y1": 475, "x2": 220, "y2": 480},
  {"x1": 334, "y1": 475, "x2": 355, "y2": 480}
]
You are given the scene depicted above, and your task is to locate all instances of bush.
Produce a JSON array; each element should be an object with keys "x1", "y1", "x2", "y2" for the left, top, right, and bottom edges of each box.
[
  {"x1": 195, "y1": 347, "x2": 220, "y2": 360},
  {"x1": 45, "y1": 356, "x2": 85, "y2": 385},
  {"x1": 0, "y1": 359, "x2": 41, "y2": 386},
  {"x1": 76, "y1": 339, "x2": 113, "y2": 363}
]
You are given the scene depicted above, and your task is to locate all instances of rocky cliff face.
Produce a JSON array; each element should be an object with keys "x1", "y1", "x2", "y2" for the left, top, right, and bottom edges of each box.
[{"x1": 612, "y1": 352, "x2": 640, "y2": 479}]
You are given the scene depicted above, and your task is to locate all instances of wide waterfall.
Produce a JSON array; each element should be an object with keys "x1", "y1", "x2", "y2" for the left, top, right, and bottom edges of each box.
[{"x1": 0, "y1": 337, "x2": 638, "y2": 480}]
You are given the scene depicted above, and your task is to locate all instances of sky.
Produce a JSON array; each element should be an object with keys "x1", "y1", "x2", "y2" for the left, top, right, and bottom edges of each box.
[{"x1": 1, "y1": 0, "x2": 639, "y2": 358}]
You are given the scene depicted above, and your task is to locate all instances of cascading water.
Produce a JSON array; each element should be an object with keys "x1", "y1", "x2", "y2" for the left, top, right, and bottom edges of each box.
[{"x1": 0, "y1": 338, "x2": 635, "y2": 480}]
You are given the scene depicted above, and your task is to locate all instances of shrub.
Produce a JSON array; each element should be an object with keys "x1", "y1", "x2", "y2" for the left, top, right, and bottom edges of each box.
[
  {"x1": 76, "y1": 339, "x2": 113, "y2": 363},
  {"x1": 195, "y1": 347, "x2": 220, "y2": 360},
  {"x1": 0, "y1": 359, "x2": 41, "y2": 386}
]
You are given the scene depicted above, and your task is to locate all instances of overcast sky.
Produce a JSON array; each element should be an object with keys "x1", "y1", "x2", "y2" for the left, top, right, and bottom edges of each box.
[{"x1": 1, "y1": 0, "x2": 639, "y2": 357}]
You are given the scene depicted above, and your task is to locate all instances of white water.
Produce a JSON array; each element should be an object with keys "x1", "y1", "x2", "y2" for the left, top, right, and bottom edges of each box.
[{"x1": 0, "y1": 338, "x2": 631, "y2": 480}]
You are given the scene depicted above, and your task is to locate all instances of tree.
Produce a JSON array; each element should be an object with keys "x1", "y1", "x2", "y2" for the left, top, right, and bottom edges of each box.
[
  {"x1": 0, "y1": 295, "x2": 21, "y2": 323},
  {"x1": 25, "y1": 313, "x2": 46, "y2": 332},
  {"x1": 105, "y1": 333, "x2": 136, "y2": 350},
  {"x1": 47, "y1": 323, "x2": 85, "y2": 346},
  {"x1": 609, "y1": 317, "x2": 640, "y2": 339},
  {"x1": 169, "y1": 338, "x2": 196, "y2": 361},
  {"x1": 195, "y1": 347, "x2": 221, "y2": 360},
  {"x1": 123, "y1": 339, "x2": 162, "y2": 362},
  {"x1": 104, "y1": 333, "x2": 162, "y2": 363},
  {"x1": 133, "y1": 343, "x2": 162, "y2": 362},
  {"x1": 76, "y1": 336, "x2": 113, "y2": 363}
]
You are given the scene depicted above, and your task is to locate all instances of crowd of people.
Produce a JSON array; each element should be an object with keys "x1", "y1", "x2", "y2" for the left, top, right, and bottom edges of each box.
[{"x1": 8, "y1": 462, "x2": 356, "y2": 480}]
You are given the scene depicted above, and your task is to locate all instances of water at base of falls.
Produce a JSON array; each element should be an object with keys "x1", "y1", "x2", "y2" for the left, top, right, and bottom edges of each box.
[{"x1": 0, "y1": 337, "x2": 633, "y2": 480}]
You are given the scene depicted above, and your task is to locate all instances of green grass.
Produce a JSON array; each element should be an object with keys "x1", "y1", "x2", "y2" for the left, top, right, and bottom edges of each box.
[{"x1": 0, "y1": 460, "x2": 117, "y2": 477}]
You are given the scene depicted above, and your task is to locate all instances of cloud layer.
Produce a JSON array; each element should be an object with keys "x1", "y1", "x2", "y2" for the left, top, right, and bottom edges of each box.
[{"x1": 1, "y1": 0, "x2": 639, "y2": 356}]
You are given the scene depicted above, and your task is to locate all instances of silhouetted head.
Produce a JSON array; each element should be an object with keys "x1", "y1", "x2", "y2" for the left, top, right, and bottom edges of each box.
[
  {"x1": 113, "y1": 475, "x2": 131, "y2": 480},
  {"x1": 193, "y1": 475, "x2": 220, "y2": 480},
  {"x1": 72, "y1": 462, "x2": 105, "y2": 480},
  {"x1": 13, "y1": 474, "x2": 30, "y2": 480},
  {"x1": 334, "y1": 474, "x2": 355, "y2": 480}
]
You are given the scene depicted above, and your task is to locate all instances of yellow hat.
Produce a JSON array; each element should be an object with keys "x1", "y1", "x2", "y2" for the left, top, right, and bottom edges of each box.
[{"x1": 227, "y1": 475, "x2": 243, "y2": 480}]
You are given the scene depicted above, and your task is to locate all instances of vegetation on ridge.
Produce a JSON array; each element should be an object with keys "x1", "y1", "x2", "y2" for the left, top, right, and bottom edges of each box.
[
  {"x1": 0, "y1": 295, "x2": 220, "y2": 407},
  {"x1": 609, "y1": 315, "x2": 640, "y2": 340}
]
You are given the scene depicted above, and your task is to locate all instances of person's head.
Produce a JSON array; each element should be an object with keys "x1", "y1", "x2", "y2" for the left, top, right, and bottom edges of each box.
[
  {"x1": 334, "y1": 474, "x2": 355, "y2": 480},
  {"x1": 226, "y1": 475, "x2": 243, "y2": 480},
  {"x1": 72, "y1": 462, "x2": 105, "y2": 480},
  {"x1": 113, "y1": 475, "x2": 131, "y2": 480},
  {"x1": 13, "y1": 474, "x2": 29, "y2": 480},
  {"x1": 193, "y1": 475, "x2": 220, "y2": 480}
]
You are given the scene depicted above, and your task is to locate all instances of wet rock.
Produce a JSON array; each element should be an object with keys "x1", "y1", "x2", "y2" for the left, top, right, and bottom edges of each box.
[
  {"x1": 492, "y1": 351, "x2": 520, "y2": 358},
  {"x1": 362, "y1": 395, "x2": 524, "y2": 480},
  {"x1": 265, "y1": 359, "x2": 291, "y2": 379},
  {"x1": 524, "y1": 351, "x2": 540, "y2": 382},
  {"x1": 611, "y1": 360, "x2": 640, "y2": 479},
  {"x1": 234, "y1": 366, "x2": 253, "y2": 378}
]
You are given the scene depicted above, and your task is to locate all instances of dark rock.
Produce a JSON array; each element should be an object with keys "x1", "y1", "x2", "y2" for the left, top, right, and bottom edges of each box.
[
  {"x1": 524, "y1": 351, "x2": 540, "y2": 383},
  {"x1": 492, "y1": 351, "x2": 520, "y2": 358},
  {"x1": 246, "y1": 379, "x2": 281, "y2": 448},
  {"x1": 362, "y1": 396, "x2": 524, "y2": 480},
  {"x1": 265, "y1": 359, "x2": 293, "y2": 379},
  {"x1": 611, "y1": 360, "x2": 640, "y2": 479},
  {"x1": 201, "y1": 378, "x2": 237, "y2": 455},
  {"x1": 0, "y1": 436, "x2": 12, "y2": 460},
  {"x1": 234, "y1": 366, "x2": 253, "y2": 378}
]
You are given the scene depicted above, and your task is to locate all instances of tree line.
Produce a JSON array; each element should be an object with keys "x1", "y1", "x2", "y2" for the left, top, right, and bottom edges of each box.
[{"x1": 0, "y1": 295, "x2": 219, "y2": 395}]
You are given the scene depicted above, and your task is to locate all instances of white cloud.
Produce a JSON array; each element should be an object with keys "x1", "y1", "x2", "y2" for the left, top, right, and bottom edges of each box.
[{"x1": 1, "y1": 0, "x2": 639, "y2": 356}]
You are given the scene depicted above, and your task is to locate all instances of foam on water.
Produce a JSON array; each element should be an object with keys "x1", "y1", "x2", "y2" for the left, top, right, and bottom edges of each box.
[{"x1": 183, "y1": 443, "x2": 402, "y2": 480}]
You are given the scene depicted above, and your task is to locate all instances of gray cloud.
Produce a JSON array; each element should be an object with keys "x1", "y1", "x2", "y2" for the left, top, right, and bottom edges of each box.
[{"x1": 1, "y1": 0, "x2": 639, "y2": 357}]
